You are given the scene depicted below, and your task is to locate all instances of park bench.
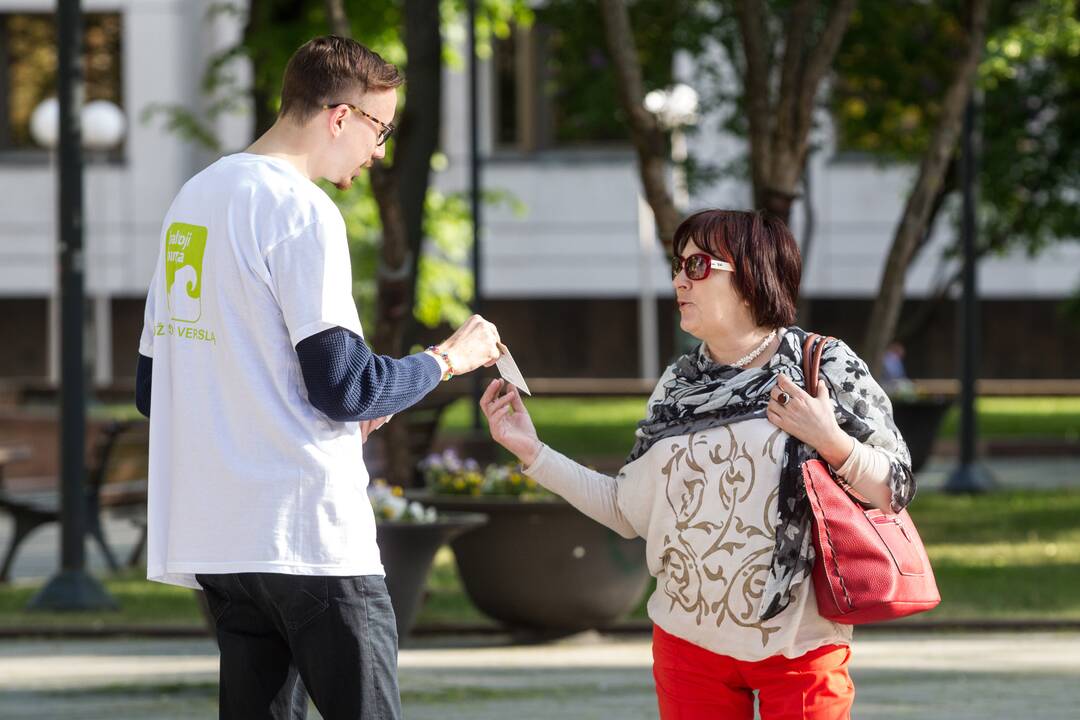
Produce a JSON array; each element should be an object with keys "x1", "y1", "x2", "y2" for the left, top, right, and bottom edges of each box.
[{"x1": 0, "y1": 419, "x2": 148, "y2": 582}]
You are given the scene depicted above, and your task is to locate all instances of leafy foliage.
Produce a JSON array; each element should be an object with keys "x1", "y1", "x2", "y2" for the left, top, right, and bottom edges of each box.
[
  {"x1": 142, "y1": 0, "x2": 531, "y2": 332},
  {"x1": 832, "y1": 0, "x2": 1080, "y2": 265},
  {"x1": 532, "y1": 0, "x2": 721, "y2": 146},
  {"x1": 332, "y1": 174, "x2": 523, "y2": 332}
]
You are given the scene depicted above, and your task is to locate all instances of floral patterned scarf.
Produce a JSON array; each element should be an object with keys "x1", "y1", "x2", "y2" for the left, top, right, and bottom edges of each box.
[{"x1": 627, "y1": 327, "x2": 915, "y2": 621}]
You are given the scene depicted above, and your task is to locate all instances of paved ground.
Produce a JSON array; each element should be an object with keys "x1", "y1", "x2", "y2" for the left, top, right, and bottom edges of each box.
[{"x1": 1, "y1": 630, "x2": 1079, "y2": 718}]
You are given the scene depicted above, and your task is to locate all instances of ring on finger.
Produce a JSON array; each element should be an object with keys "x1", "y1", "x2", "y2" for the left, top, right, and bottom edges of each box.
[{"x1": 776, "y1": 391, "x2": 791, "y2": 407}]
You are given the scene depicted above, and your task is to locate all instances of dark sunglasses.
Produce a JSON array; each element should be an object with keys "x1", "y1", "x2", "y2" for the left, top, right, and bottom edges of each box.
[
  {"x1": 671, "y1": 253, "x2": 735, "y2": 280},
  {"x1": 323, "y1": 102, "x2": 396, "y2": 146}
]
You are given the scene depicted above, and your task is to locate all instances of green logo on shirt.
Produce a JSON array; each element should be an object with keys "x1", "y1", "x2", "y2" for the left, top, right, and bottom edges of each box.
[{"x1": 165, "y1": 222, "x2": 207, "y2": 323}]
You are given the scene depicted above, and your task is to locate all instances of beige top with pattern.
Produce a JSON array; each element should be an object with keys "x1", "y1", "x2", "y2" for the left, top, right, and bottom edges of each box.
[{"x1": 525, "y1": 418, "x2": 853, "y2": 661}]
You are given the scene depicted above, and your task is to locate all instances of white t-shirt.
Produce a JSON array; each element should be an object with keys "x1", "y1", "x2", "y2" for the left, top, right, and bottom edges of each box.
[{"x1": 139, "y1": 153, "x2": 381, "y2": 589}]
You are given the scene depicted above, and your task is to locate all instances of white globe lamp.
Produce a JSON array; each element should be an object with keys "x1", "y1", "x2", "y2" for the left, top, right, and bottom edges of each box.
[
  {"x1": 666, "y1": 83, "x2": 699, "y2": 126},
  {"x1": 643, "y1": 83, "x2": 699, "y2": 128},
  {"x1": 643, "y1": 89, "x2": 668, "y2": 116},
  {"x1": 82, "y1": 100, "x2": 126, "y2": 150},
  {"x1": 29, "y1": 97, "x2": 60, "y2": 149}
]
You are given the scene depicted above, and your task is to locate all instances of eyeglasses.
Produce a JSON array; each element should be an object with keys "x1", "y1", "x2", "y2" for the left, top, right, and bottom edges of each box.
[
  {"x1": 671, "y1": 253, "x2": 735, "y2": 281},
  {"x1": 323, "y1": 102, "x2": 396, "y2": 146}
]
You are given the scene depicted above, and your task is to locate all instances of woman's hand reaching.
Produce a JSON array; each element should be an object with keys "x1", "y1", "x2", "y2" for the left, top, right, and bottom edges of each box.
[{"x1": 480, "y1": 379, "x2": 542, "y2": 467}]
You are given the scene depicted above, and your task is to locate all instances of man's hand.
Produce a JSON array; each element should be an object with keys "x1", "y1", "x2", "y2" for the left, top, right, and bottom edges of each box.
[
  {"x1": 359, "y1": 415, "x2": 393, "y2": 443},
  {"x1": 433, "y1": 315, "x2": 502, "y2": 376}
]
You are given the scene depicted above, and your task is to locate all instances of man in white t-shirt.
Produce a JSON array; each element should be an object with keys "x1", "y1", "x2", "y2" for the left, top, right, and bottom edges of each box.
[{"x1": 136, "y1": 36, "x2": 500, "y2": 719}]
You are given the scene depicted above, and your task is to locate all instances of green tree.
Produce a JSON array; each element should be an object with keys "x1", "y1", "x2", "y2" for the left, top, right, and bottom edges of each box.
[
  {"x1": 833, "y1": 0, "x2": 1079, "y2": 368},
  {"x1": 594, "y1": 1, "x2": 1017, "y2": 376},
  {"x1": 600, "y1": 0, "x2": 858, "y2": 247},
  {"x1": 145, "y1": 0, "x2": 529, "y2": 484},
  {"x1": 324, "y1": 0, "x2": 528, "y2": 484}
]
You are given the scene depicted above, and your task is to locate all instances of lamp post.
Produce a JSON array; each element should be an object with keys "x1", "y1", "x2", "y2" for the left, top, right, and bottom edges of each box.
[
  {"x1": 643, "y1": 83, "x2": 699, "y2": 373},
  {"x1": 945, "y1": 96, "x2": 993, "y2": 494},
  {"x1": 27, "y1": 0, "x2": 122, "y2": 611}
]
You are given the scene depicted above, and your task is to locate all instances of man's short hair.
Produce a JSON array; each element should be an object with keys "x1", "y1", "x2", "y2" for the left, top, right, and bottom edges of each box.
[{"x1": 279, "y1": 35, "x2": 403, "y2": 124}]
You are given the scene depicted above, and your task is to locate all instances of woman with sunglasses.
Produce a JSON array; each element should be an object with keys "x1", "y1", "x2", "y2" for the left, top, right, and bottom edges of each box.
[{"x1": 481, "y1": 209, "x2": 915, "y2": 719}]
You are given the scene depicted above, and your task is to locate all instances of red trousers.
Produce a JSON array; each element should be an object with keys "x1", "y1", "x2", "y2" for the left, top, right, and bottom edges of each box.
[{"x1": 652, "y1": 625, "x2": 854, "y2": 720}]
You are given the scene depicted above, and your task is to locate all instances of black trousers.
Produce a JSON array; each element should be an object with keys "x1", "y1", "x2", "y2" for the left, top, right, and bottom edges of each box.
[{"x1": 196, "y1": 573, "x2": 402, "y2": 720}]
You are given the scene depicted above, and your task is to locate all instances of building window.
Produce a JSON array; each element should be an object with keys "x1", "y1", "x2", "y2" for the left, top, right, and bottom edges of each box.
[
  {"x1": 492, "y1": 4, "x2": 679, "y2": 154},
  {"x1": 493, "y1": 22, "x2": 636, "y2": 152},
  {"x1": 0, "y1": 12, "x2": 123, "y2": 153}
]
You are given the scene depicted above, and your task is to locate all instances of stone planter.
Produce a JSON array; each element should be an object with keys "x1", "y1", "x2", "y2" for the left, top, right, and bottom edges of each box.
[
  {"x1": 891, "y1": 396, "x2": 954, "y2": 474},
  {"x1": 196, "y1": 511, "x2": 487, "y2": 641},
  {"x1": 407, "y1": 492, "x2": 650, "y2": 633},
  {"x1": 376, "y1": 511, "x2": 487, "y2": 638}
]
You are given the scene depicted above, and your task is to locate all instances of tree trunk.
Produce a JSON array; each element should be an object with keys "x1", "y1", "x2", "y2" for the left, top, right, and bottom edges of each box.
[
  {"x1": 736, "y1": 0, "x2": 856, "y2": 226},
  {"x1": 325, "y1": 0, "x2": 349, "y2": 36},
  {"x1": 796, "y1": 161, "x2": 815, "y2": 326},
  {"x1": 597, "y1": 0, "x2": 681, "y2": 249},
  {"x1": 245, "y1": 0, "x2": 306, "y2": 138},
  {"x1": 600, "y1": 0, "x2": 853, "y2": 238},
  {"x1": 862, "y1": 0, "x2": 989, "y2": 375},
  {"x1": 369, "y1": 166, "x2": 411, "y2": 356},
  {"x1": 398, "y1": 0, "x2": 443, "y2": 340},
  {"x1": 326, "y1": 0, "x2": 443, "y2": 487},
  {"x1": 369, "y1": 164, "x2": 413, "y2": 488},
  {"x1": 734, "y1": 0, "x2": 772, "y2": 215}
]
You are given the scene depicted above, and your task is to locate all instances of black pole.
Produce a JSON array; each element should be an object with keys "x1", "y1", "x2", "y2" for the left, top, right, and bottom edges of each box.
[
  {"x1": 945, "y1": 95, "x2": 992, "y2": 494},
  {"x1": 468, "y1": 0, "x2": 483, "y2": 432},
  {"x1": 29, "y1": 0, "x2": 116, "y2": 610}
]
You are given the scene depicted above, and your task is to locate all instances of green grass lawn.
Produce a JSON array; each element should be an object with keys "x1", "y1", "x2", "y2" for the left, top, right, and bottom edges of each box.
[
  {"x1": 412, "y1": 488, "x2": 1080, "y2": 626},
  {"x1": 439, "y1": 396, "x2": 648, "y2": 461},
  {"x1": 906, "y1": 489, "x2": 1080, "y2": 619},
  {"x1": 4, "y1": 396, "x2": 1075, "y2": 630},
  {"x1": 3, "y1": 489, "x2": 1076, "y2": 630},
  {"x1": 936, "y1": 396, "x2": 1080, "y2": 440},
  {"x1": 439, "y1": 395, "x2": 1080, "y2": 461},
  {"x1": 96, "y1": 396, "x2": 1080, "y2": 459},
  {"x1": 0, "y1": 567, "x2": 203, "y2": 630}
]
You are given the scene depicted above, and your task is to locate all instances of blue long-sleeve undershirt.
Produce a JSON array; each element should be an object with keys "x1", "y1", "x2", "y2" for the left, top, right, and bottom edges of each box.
[
  {"x1": 134, "y1": 326, "x2": 442, "y2": 422},
  {"x1": 295, "y1": 326, "x2": 442, "y2": 421},
  {"x1": 135, "y1": 353, "x2": 153, "y2": 418}
]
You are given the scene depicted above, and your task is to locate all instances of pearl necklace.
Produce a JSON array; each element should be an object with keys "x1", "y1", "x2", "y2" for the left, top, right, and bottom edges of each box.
[{"x1": 729, "y1": 329, "x2": 778, "y2": 369}]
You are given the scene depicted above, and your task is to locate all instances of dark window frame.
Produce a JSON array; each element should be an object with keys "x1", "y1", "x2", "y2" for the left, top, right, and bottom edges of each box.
[
  {"x1": 492, "y1": 22, "x2": 634, "y2": 156},
  {"x1": 0, "y1": 11, "x2": 126, "y2": 165}
]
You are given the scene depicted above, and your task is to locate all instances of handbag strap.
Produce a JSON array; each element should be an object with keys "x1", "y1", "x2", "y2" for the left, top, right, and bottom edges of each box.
[
  {"x1": 801, "y1": 331, "x2": 874, "y2": 505},
  {"x1": 801, "y1": 332, "x2": 833, "y2": 396}
]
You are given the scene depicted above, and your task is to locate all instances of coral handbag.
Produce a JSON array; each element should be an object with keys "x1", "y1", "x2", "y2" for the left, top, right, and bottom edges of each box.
[{"x1": 801, "y1": 333, "x2": 941, "y2": 624}]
